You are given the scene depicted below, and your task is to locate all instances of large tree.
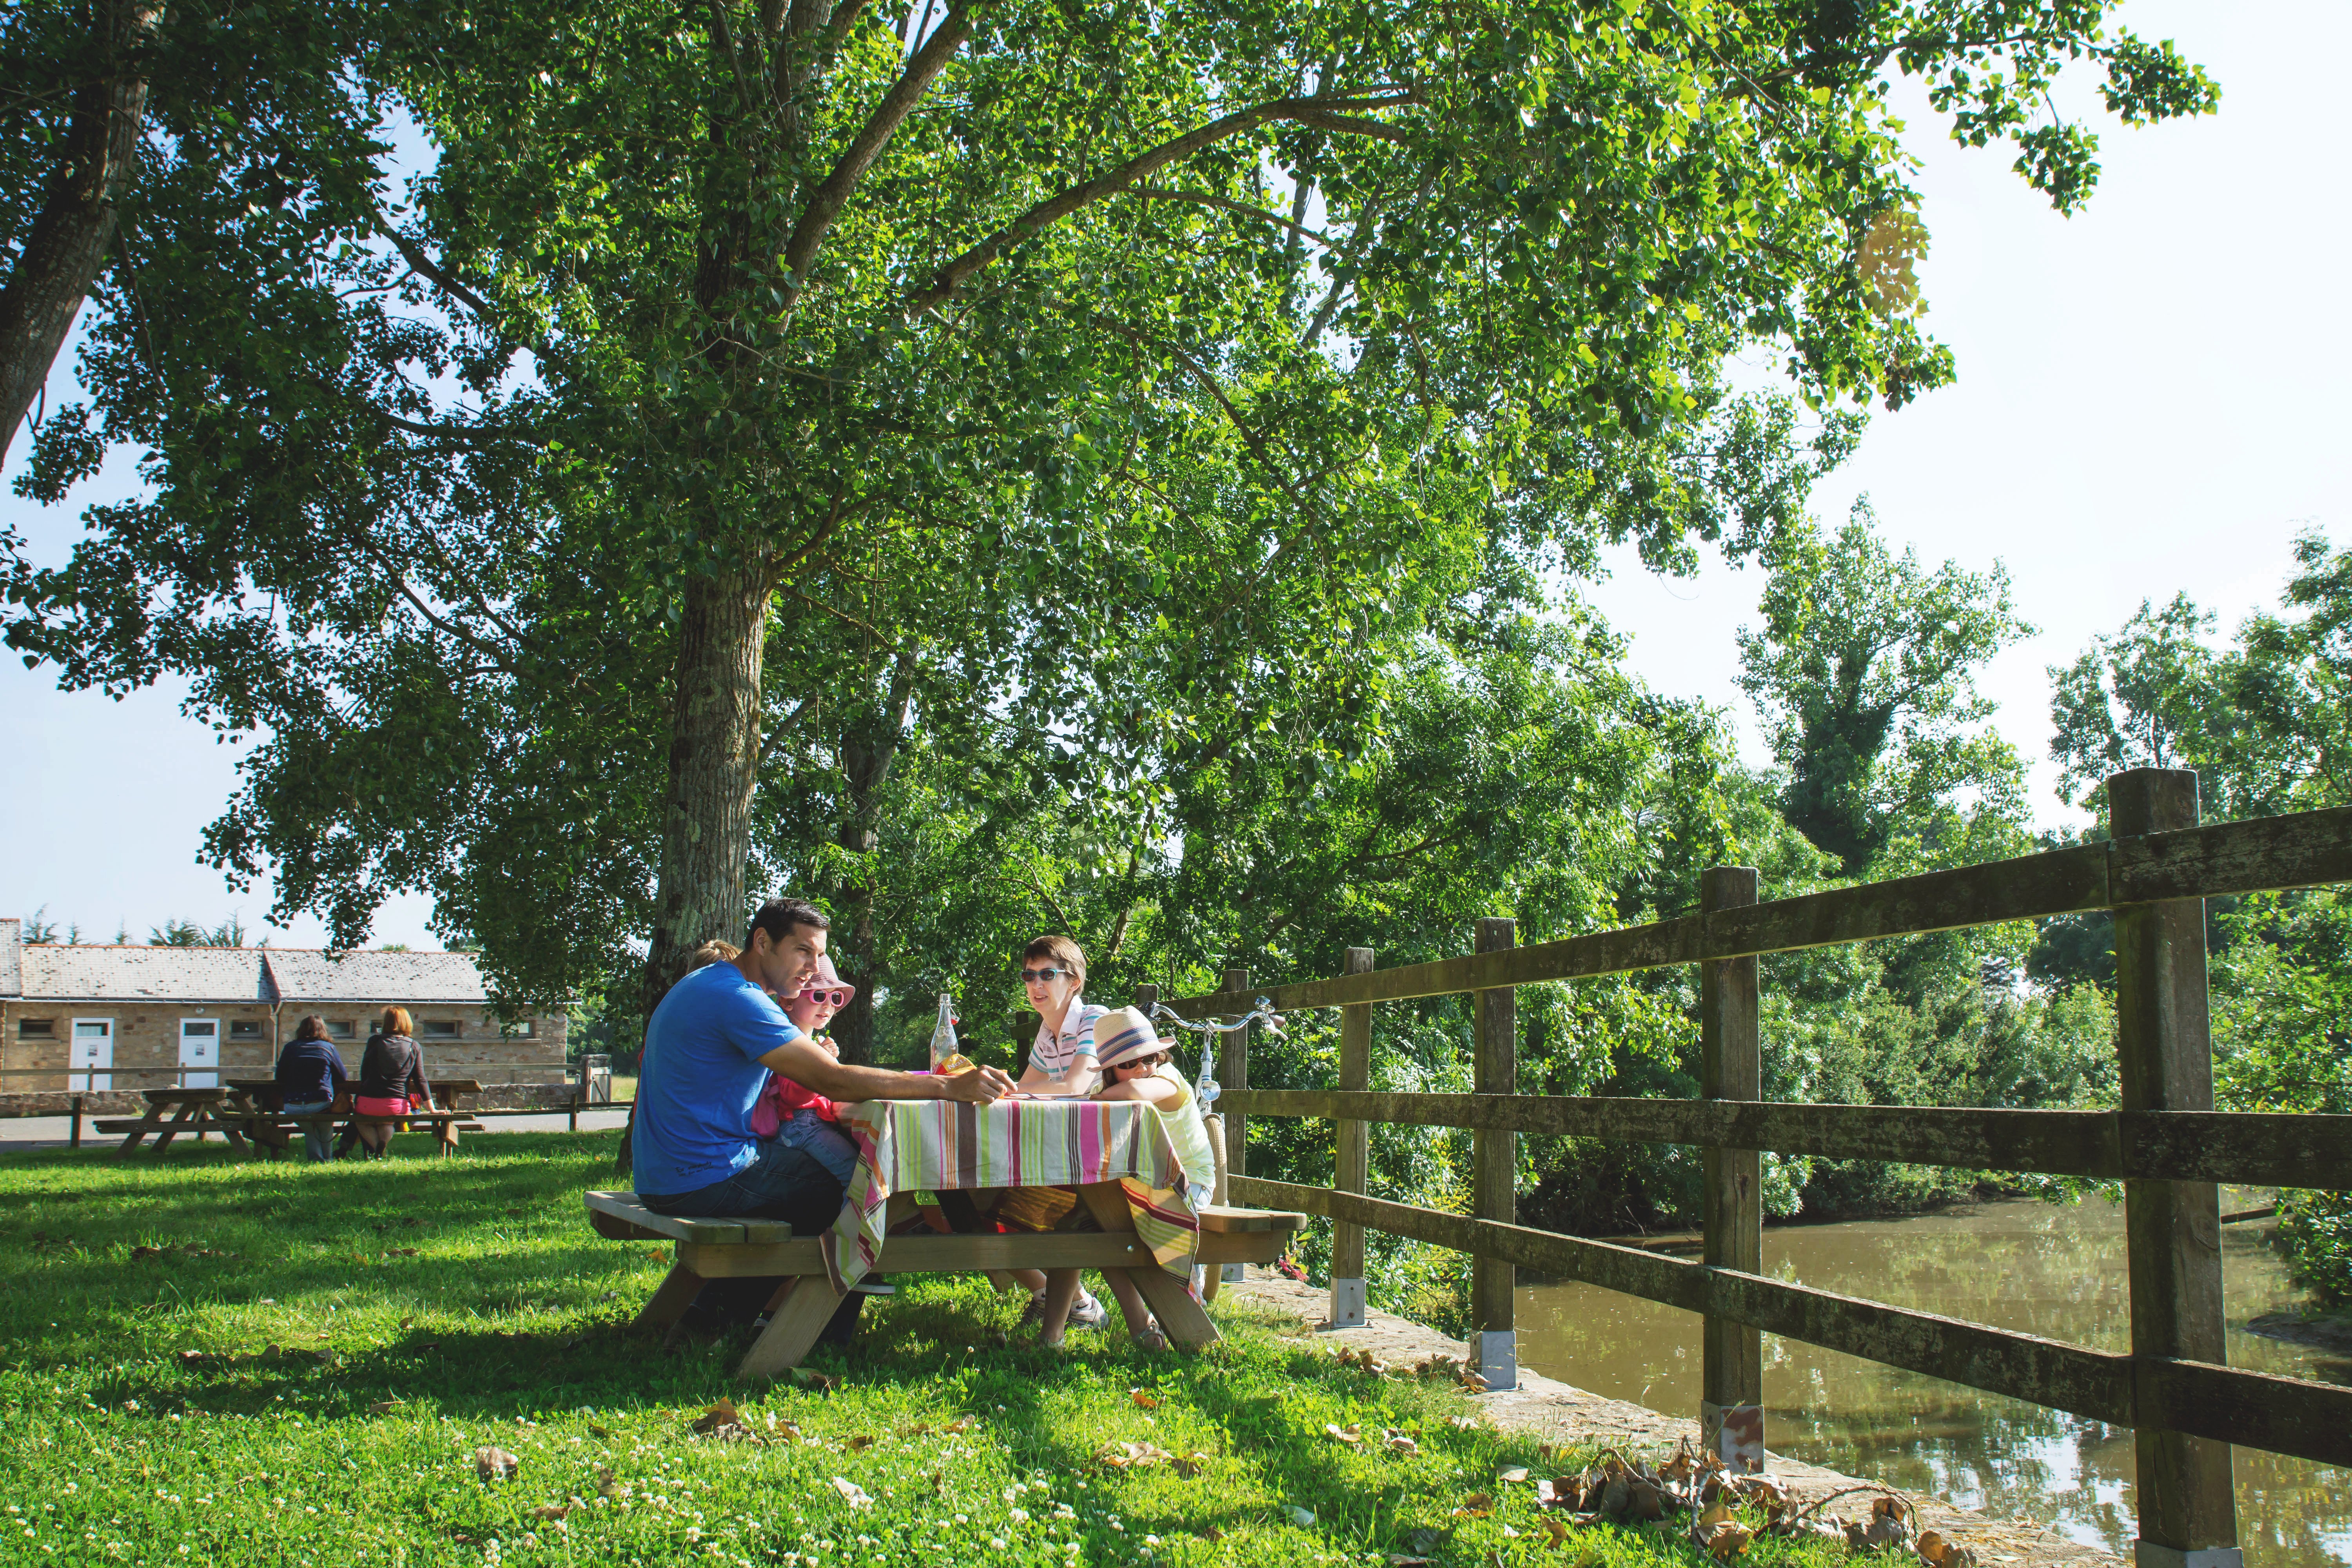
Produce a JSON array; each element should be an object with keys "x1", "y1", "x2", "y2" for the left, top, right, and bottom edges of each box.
[
  {"x1": 4, "y1": 0, "x2": 2216, "y2": 1013},
  {"x1": 1737, "y1": 502, "x2": 2031, "y2": 872}
]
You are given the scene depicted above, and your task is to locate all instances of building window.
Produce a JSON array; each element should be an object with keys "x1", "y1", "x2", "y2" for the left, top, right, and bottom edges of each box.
[
  {"x1": 328, "y1": 1020, "x2": 356, "y2": 1040},
  {"x1": 501, "y1": 1019, "x2": 537, "y2": 1039},
  {"x1": 229, "y1": 1021, "x2": 263, "y2": 1040},
  {"x1": 421, "y1": 1020, "x2": 460, "y2": 1039},
  {"x1": 16, "y1": 1018, "x2": 54, "y2": 1039}
]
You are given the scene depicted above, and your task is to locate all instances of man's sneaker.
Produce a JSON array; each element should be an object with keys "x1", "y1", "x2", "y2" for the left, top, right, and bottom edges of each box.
[
  {"x1": 1018, "y1": 1294, "x2": 1047, "y2": 1332},
  {"x1": 1067, "y1": 1290, "x2": 1109, "y2": 1329},
  {"x1": 852, "y1": 1277, "x2": 898, "y2": 1296}
]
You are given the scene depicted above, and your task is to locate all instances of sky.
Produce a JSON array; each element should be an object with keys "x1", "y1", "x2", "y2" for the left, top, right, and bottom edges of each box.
[{"x1": 4, "y1": 0, "x2": 2346, "y2": 948}]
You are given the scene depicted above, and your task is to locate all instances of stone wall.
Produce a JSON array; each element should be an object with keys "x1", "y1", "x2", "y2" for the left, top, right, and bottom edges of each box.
[{"x1": 1, "y1": 998, "x2": 567, "y2": 1093}]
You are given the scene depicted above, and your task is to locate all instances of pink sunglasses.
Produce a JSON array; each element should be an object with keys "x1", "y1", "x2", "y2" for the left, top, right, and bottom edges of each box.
[{"x1": 795, "y1": 986, "x2": 851, "y2": 1008}]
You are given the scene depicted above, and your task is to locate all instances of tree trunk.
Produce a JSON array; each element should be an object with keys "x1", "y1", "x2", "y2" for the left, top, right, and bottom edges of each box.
[
  {"x1": 828, "y1": 650, "x2": 919, "y2": 1065},
  {"x1": 639, "y1": 561, "x2": 773, "y2": 1016},
  {"x1": 0, "y1": 0, "x2": 160, "y2": 466}
]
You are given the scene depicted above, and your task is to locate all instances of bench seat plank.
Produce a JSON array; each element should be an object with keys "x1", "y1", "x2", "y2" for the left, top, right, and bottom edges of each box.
[
  {"x1": 1196, "y1": 1205, "x2": 1307, "y2": 1234},
  {"x1": 584, "y1": 1191, "x2": 748, "y2": 1245}
]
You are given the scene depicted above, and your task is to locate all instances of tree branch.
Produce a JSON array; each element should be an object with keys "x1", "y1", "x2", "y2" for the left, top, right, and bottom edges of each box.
[
  {"x1": 1090, "y1": 314, "x2": 1317, "y2": 519},
  {"x1": 365, "y1": 200, "x2": 497, "y2": 324},
  {"x1": 777, "y1": 2, "x2": 978, "y2": 305},
  {"x1": 1127, "y1": 186, "x2": 1330, "y2": 244},
  {"x1": 909, "y1": 89, "x2": 1419, "y2": 313}
]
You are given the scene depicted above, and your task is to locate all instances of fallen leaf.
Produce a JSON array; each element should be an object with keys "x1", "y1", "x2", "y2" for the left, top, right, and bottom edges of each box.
[
  {"x1": 1454, "y1": 1493, "x2": 1495, "y2": 1519},
  {"x1": 830, "y1": 1476, "x2": 873, "y2": 1510},
  {"x1": 1535, "y1": 1476, "x2": 1584, "y2": 1510},
  {"x1": 474, "y1": 1446, "x2": 521, "y2": 1481},
  {"x1": 368, "y1": 1400, "x2": 403, "y2": 1416},
  {"x1": 1703, "y1": 1521, "x2": 1754, "y2": 1561},
  {"x1": 594, "y1": 1468, "x2": 628, "y2": 1501},
  {"x1": 385, "y1": 1248, "x2": 418, "y2": 1258},
  {"x1": 1099, "y1": 1441, "x2": 1176, "y2": 1470},
  {"x1": 532, "y1": 1503, "x2": 573, "y2": 1522},
  {"x1": 846, "y1": 1434, "x2": 875, "y2": 1451},
  {"x1": 1130, "y1": 1387, "x2": 1161, "y2": 1410},
  {"x1": 1538, "y1": 1519, "x2": 1570, "y2": 1547},
  {"x1": 589, "y1": 1423, "x2": 612, "y2": 1439},
  {"x1": 944, "y1": 1416, "x2": 977, "y2": 1434},
  {"x1": 1171, "y1": 1451, "x2": 1214, "y2": 1478},
  {"x1": 177, "y1": 1349, "x2": 209, "y2": 1366},
  {"x1": 1497, "y1": 1465, "x2": 1531, "y2": 1484},
  {"x1": 132, "y1": 1245, "x2": 163, "y2": 1261},
  {"x1": 1325, "y1": 1422, "x2": 1363, "y2": 1444},
  {"x1": 1447, "y1": 1415, "x2": 1482, "y2": 1431},
  {"x1": 1281, "y1": 1504, "x2": 1316, "y2": 1528},
  {"x1": 1381, "y1": 1430, "x2": 1420, "y2": 1456},
  {"x1": 789, "y1": 1368, "x2": 838, "y2": 1392}
]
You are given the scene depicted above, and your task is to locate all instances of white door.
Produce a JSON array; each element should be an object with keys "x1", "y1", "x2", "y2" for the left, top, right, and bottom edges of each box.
[
  {"x1": 178, "y1": 1019, "x2": 220, "y2": 1089},
  {"x1": 70, "y1": 1019, "x2": 114, "y2": 1091}
]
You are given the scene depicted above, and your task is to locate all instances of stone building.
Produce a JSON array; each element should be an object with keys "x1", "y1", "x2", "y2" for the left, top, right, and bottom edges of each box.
[{"x1": 0, "y1": 918, "x2": 566, "y2": 1093}]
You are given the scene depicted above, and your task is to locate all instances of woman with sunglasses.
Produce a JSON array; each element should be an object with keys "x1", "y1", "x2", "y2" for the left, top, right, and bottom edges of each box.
[
  {"x1": 1006, "y1": 935, "x2": 1112, "y2": 1331},
  {"x1": 747, "y1": 953, "x2": 863, "y2": 1185},
  {"x1": 1015, "y1": 935, "x2": 1106, "y2": 1097}
]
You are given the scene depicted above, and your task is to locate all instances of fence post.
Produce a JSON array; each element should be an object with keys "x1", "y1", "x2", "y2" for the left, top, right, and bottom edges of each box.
[
  {"x1": 1700, "y1": 865, "x2": 1764, "y2": 1472},
  {"x1": 70, "y1": 1094, "x2": 83, "y2": 1151},
  {"x1": 2110, "y1": 768, "x2": 2239, "y2": 1568},
  {"x1": 1473, "y1": 917, "x2": 1517, "y2": 1391},
  {"x1": 1219, "y1": 966, "x2": 1250, "y2": 1283},
  {"x1": 1330, "y1": 947, "x2": 1375, "y2": 1328}
]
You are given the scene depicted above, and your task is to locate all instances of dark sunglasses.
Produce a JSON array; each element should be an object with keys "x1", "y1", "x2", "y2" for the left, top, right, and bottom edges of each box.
[
  {"x1": 1019, "y1": 966, "x2": 1077, "y2": 984},
  {"x1": 795, "y1": 986, "x2": 851, "y2": 1007}
]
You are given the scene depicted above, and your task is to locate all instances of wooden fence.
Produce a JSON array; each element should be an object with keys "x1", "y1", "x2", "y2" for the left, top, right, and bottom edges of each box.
[{"x1": 1160, "y1": 769, "x2": 2352, "y2": 1568}]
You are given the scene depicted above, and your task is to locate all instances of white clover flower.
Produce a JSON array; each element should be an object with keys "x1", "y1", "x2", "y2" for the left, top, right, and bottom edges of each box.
[{"x1": 1008, "y1": 1508, "x2": 1029, "y2": 1524}]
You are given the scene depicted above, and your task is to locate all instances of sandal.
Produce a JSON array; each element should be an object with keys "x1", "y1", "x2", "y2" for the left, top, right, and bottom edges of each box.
[{"x1": 1129, "y1": 1325, "x2": 1168, "y2": 1352}]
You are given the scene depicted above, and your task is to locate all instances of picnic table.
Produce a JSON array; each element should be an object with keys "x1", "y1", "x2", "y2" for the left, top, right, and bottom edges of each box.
[
  {"x1": 96, "y1": 1088, "x2": 251, "y2": 1156},
  {"x1": 96, "y1": 1078, "x2": 493, "y2": 1159},
  {"x1": 588, "y1": 1094, "x2": 1305, "y2": 1379}
]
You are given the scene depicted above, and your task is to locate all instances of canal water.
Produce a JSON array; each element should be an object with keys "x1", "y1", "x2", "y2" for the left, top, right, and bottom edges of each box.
[{"x1": 1515, "y1": 1196, "x2": 2352, "y2": 1568}]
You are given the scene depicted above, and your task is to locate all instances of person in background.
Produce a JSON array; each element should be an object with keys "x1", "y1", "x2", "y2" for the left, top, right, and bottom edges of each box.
[
  {"x1": 352, "y1": 1005, "x2": 435, "y2": 1156},
  {"x1": 274, "y1": 1013, "x2": 348, "y2": 1162},
  {"x1": 1005, "y1": 935, "x2": 1110, "y2": 1330}
]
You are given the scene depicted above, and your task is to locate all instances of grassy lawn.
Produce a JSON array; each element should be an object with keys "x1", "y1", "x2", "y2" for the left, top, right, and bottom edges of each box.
[{"x1": 0, "y1": 1135, "x2": 1849, "y2": 1568}]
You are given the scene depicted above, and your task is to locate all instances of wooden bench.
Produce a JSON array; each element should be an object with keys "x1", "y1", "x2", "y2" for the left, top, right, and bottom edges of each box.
[{"x1": 584, "y1": 1183, "x2": 1307, "y2": 1380}]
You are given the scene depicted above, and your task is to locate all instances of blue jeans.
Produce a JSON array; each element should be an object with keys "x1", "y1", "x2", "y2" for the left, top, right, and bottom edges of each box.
[
  {"x1": 642, "y1": 1137, "x2": 847, "y2": 1236},
  {"x1": 282, "y1": 1100, "x2": 336, "y2": 1163},
  {"x1": 775, "y1": 1113, "x2": 860, "y2": 1184}
]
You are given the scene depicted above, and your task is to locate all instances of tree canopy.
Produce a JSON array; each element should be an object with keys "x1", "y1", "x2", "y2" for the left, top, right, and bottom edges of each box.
[{"x1": 3, "y1": 0, "x2": 2219, "y2": 1028}]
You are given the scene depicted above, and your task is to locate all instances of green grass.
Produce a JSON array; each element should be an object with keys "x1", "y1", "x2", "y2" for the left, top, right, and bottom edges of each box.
[{"x1": 0, "y1": 1136, "x2": 1851, "y2": 1568}]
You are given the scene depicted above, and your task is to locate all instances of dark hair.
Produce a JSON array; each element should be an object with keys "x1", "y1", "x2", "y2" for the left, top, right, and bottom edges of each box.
[
  {"x1": 296, "y1": 1014, "x2": 330, "y2": 1043},
  {"x1": 746, "y1": 898, "x2": 831, "y2": 952},
  {"x1": 1023, "y1": 934, "x2": 1086, "y2": 978}
]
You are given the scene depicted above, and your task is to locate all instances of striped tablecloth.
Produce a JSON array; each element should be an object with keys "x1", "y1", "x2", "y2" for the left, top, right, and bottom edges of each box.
[{"x1": 826, "y1": 1098, "x2": 1203, "y2": 1293}]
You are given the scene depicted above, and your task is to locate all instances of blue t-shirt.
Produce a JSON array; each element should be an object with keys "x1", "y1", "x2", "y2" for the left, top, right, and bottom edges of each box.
[{"x1": 633, "y1": 963, "x2": 804, "y2": 1196}]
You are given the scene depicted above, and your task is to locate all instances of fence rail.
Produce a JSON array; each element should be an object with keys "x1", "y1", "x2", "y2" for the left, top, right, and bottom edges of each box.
[
  {"x1": 1162, "y1": 802, "x2": 2352, "y2": 1016},
  {"x1": 1177, "y1": 770, "x2": 2352, "y2": 1568}
]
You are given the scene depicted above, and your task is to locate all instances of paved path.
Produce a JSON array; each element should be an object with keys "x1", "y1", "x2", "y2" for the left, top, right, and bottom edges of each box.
[
  {"x1": 1220, "y1": 1270, "x2": 2119, "y2": 1568},
  {"x1": 0, "y1": 1109, "x2": 632, "y2": 1153}
]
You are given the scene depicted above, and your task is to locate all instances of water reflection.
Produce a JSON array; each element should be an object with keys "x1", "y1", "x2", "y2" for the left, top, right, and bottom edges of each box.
[{"x1": 1515, "y1": 1196, "x2": 2352, "y2": 1568}]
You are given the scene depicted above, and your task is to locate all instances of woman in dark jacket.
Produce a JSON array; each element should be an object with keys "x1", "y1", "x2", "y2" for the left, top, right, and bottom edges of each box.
[
  {"x1": 274, "y1": 1014, "x2": 348, "y2": 1162},
  {"x1": 352, "y1": 1006, "x2": 434, "y2": 1156}
]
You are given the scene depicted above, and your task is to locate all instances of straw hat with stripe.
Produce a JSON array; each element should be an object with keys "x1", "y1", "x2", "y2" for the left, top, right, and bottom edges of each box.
[{"x1": 1090, "y1": 1005, "x2": 1173, "y2": 1070}]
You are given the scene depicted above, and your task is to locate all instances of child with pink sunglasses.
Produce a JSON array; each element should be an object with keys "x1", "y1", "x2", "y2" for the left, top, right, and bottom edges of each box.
[{"x1": 749, "y1": 953, "x2": 863, "y2": 1183}]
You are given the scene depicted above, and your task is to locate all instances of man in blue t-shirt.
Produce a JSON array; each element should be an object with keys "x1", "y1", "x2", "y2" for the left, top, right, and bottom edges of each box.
[{"x1": 634, "y1": 897, "x2": 1014, "y2": 1233}]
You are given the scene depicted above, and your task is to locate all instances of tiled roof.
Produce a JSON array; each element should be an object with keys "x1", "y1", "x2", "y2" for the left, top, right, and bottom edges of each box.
[
  {"x1": 16, "y1": 946, "x2": 272, "y2": 1002},
  {"x1": 263, "y1": 949, "x2": 487, "y2": 1003}
]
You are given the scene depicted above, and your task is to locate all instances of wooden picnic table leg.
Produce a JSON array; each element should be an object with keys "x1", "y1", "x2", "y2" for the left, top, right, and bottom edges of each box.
[
  {"x1": 737, "y1": 1273, "x2": 850, "y2": 1381},
  {"x1": 114, "y1": 1110, "x2": 163, "y2": 1157},
  {"x1": 150, "y1": 1101, "x2": 203, "y2": 1156},
  {"x1": 633, "y1": 1261, "x2": 708, "y2": 1334},
  {"x1": 1076, "y1": 1181, "x2": 1220, "y2": 1352}
]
